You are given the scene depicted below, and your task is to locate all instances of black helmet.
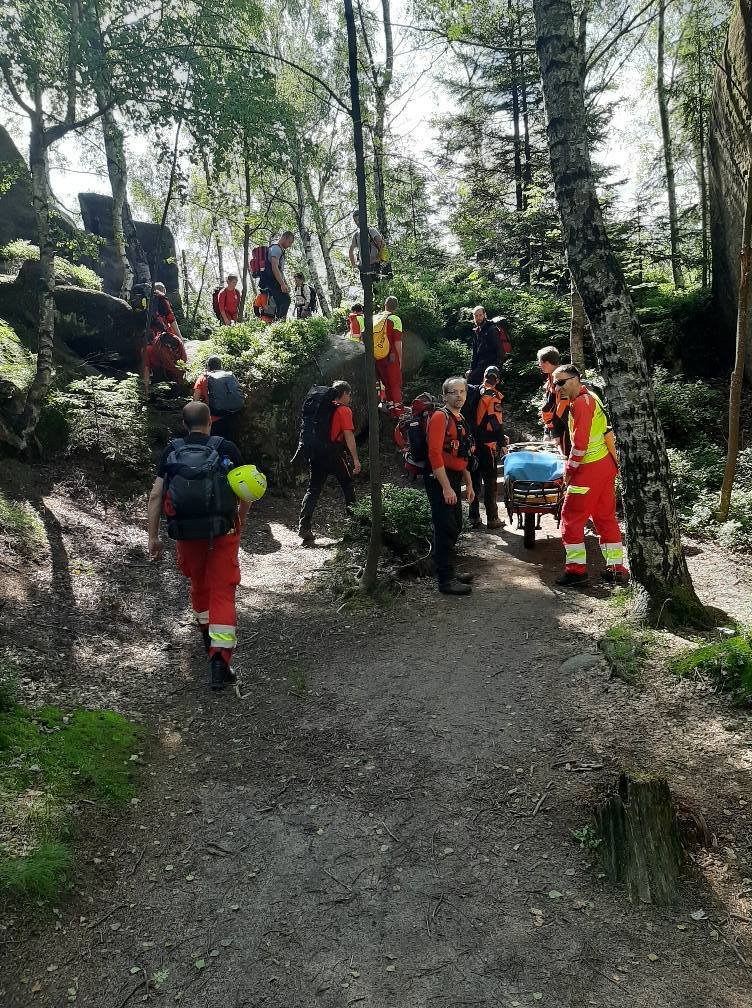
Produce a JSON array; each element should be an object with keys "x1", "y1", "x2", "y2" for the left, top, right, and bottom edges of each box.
[{"x1": 484, "y1": 365, "x2": 500, "y2": 379}]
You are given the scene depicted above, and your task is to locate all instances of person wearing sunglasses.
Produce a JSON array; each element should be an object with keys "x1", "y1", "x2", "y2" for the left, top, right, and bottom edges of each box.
[{"x1": 552, "y1": 365, "x2": 628, "y2": 587}]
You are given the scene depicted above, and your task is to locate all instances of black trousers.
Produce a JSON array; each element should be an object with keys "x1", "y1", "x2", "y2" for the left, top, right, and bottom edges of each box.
[
  {"x1": 266, "y1": 279, "x2": 291, "y2": 321},
  {"x1": 424, "y1": 470, "x2": 464, "y2": 585},
  {"x1": 469, "y1": 443, "x2": 498, "y2": 521},
  {"x1": 299, "y1": 453, "x2": 355, "y2": 530}
]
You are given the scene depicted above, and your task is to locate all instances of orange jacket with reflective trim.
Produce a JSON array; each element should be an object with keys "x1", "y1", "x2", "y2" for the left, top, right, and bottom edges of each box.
[{"x1": 427, "y1": 408, "x2": 469, "y2": 472}]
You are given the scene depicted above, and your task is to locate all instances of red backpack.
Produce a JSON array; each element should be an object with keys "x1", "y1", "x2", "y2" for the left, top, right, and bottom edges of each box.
[
  {"x1": 396, "y1": 395, "x2": 438, "y2": 478},
  {"x1": 492, "y1": 316, "x2": 512, "y2": 356},
  {"x1": 250, "y1": 246, "x2": 268, "y2": 279}
]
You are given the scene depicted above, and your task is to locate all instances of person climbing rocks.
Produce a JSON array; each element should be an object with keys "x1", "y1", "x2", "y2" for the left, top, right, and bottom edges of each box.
[
  {"x1": 348, "y1": 302, "x2": 365, "y2": 341},
  {"x1": 143, "y1": 329, "x2": 187, "y2": 397},
  {"x1": 260, "y1": 231, "x2": 295, "y2": 320},
  {"x1": 552, "y1": 364, "x2": 628, "y2": 588},
  {"x1": 348, "y1": 210, "x2": 387, "y2": 279},
  {"x1": 147, "y1": 400, "x2": 251, "y2": 690},
  {"x1": 292, "y1": 273, "x2": 316, "y2": 319},
  {"x1": 537, "y1": 345, "x2": 570, "y2": 454},
  {"x1": 297, "y1": 381, "x2": 361, "y2": 544},
  {"x1": 425, "y1": 377, "x2": 476, "y2": 596},
  {"x1": 217, "y1": 274, "x2": 241, "y2": 325},
  {"x1": 464, "y1": 365, "x2": 505, "y2": 530},
  {"x1": 192, "y1": 355, "x2": 246, "y2": 438},
  {"x1": 149, "y1": 281, "x2": 182, "y2": 341},
  {"x1": 467, "y1": 306, "x2": 503, "y2": 385},
  {"x1": 375, "y1": 295, "x2": 403, "y2": 416}
]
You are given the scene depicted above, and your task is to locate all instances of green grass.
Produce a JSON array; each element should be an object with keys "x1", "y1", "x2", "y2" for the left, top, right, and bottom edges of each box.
[
  {"x1": 349, "y1": 483, "x2": 433, "y2": 557},
  {"x1": 0, "y1": 686, "x2": 142, "y2": 900},
  {"x1": 0, "y1": 490, "x2": 44, "y2": 555},
  {"x1": 599, "y1": 621, "x2": 655, "y2": 681},
  {"x1": 671, "y1": 629, "x2": 752, "y2": 705}
]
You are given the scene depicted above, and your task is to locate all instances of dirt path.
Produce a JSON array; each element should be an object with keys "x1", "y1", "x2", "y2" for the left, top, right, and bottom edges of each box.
[{"x1": 2, "y1": 467, "x2": 752, "y2": 1008}]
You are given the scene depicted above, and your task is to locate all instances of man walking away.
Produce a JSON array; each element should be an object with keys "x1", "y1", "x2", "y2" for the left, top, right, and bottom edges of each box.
[
  {"x1": 297, "y1": 381, "x2": 361, "y2": 544},
  {"x1": 467, "y1": 306, "x2": 502, "y2": 385},
  {"x1": 193, "y1": 355, "x2": 246, "y2": 438},
  {"x1": 147, "y1": 401, "x2": 251, "y2": 690},
  {"x1": 374, "y1": 295, "x2": 403, "y2": 416},
  {"x1": 348, "y1": 210, "x2": 386, "y2": 279},
  {"x1": 217, "y1": 274, "x2": 241, "y2": 325},
  {"x1": 261, "y1": 231, "x2": 295, "y2": 320},
  {"x1": 424, "y1": 377, "x2": 476, "y2": 596},
  {"x1": 465, "y1": 365, "x2": 505, "y2": 529},
  {"x1": 552, "y1": 365, "x2": 628, "y2": 588}
]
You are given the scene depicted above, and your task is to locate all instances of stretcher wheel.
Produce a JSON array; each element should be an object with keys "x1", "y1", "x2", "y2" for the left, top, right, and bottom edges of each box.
[{"x1": 523, "y1": 511, "x2": 536, "y2": 549}]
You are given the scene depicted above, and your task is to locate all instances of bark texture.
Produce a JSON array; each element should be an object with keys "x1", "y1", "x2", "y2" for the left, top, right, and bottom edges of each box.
[
  {"x1": 709, "y1": 0, "x2": 752, "y2": 374},
  {"x1": 595, "y1": 773, "x2": 684, "y2": 906},
  {"x1": 657, "y1": 0, "x2": 686, "y2": 289},
  {"x1": 569, "y1": 272, "x2": 586, "y2": 370},
  {"x1": 531, "y1": 0, "x2": 706, "y2": 624}
]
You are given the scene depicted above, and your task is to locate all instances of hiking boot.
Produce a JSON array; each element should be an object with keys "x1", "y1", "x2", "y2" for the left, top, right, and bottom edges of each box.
[
  {"x1": 199, "y1": 626, "x2": 211, "y2": 653},
  {"x1": 453, "y1": 571, "x2": 475, "y2": 584},
  {"x1": 486, "y1": 517, "x2": 505, "y2": 530},
  {"x1": 439, "y1": 579, "x2": 472, "y2": 596},
  {"x1": 555, "y1": 570, "x2": 589, "y2": 588},
  {"x1": 469, "y1": 516, "x2": 483, "y2": 529},
  {"x1": 298, "y1": 526, "x2": 315, "y2": 544},
  {"x1": 602, "y1": 565, "x2": 630, "y2": 584},
  {"x1": 210, "y1": 653, "x2": 231, "y2": 691}
]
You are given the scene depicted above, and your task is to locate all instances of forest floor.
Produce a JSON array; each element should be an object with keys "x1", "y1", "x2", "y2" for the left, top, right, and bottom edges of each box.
[{"x1": 1, "y1": 456, "x2": 752, "y2": 1008}]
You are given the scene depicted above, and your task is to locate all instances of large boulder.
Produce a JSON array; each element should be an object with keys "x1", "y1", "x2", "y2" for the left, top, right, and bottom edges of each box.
[
  {"x1": 708, "y1": 3, "x2": 752, "y2": 375},
  {"x1": 78, "y1": 193, "x2": 183, "y2": 320},
  {"x1": 231, "y1": 331, "x2": 427, "y2": 483},
  {"x1": 0, "y1": 125, "x2": 79, "y2": 249}
]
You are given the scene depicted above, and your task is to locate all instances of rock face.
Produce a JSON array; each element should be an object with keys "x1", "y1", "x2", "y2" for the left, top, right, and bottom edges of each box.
[
  {"x1": 78, "y1": 193, "x2": 183, "y2": 320},
  {"x1": 708, "y1": 4, "x2": 752, "y2": 373},
  {"x1": 0, "y1": 125, "x2": 78, "y2": 248}
]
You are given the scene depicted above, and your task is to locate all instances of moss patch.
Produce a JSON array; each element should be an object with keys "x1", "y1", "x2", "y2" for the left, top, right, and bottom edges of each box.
[
  {"x1": 599, "y1": 621, "x2": 655, "y2": 682},
  {"x1": 0, "y1": 687, "x2": 142, "y2": 900},
  {"x1": 0, "y1": 491, "x2": 44, "y2": 556},
  {"x1": 0, "y1": 316, "x2": 34, "y2": 393},
  {"x1": 0, "y1": 241, "x2": 102, "y2": 290}
]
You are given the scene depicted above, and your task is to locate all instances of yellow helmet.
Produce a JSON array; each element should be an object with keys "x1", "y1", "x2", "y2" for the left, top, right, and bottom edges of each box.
[{"x1": 227, "y1": 464, "x2": 267, "y2": 502}]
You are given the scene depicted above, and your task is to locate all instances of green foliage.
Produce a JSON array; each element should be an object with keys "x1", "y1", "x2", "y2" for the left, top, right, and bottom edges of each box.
[
  {"x1": 350, "y1": 483, "x2": 432, "y2": 555},
  {"x1": 190, "y1": 316, "x2": 331, "y2": 390},
  {"x1": 0, "y1": 697, "x2": 142, "y2": 900},
  {"x1": 672, "y1": 629, "x2": 752, "y2": 705},
  {"x1": 381, "y1": 275, "x2": 444, "y2": 343},
  {"x1": 653, "y1": 366, "x2": 723, "y2": 447},
  {"x1": 0, "y1": 317, "x2": 35, "y2": 394},
  {"x1": 419, "y1": 339, "x2": 471, "y2": 383},
  {"x1": 670, "y1": 446, "x2": 752, "y2": 552},
  {"x1": 43, "y1": 374, "x2": 152, "y2": 474},
  {"x1": 571, "y1": 824, "x2": 602, "y2": 850},
  {"x1": 600, "y1": 621, "x2": 654, "y2": 682},
  {"x1": 0, "y1": 241, "x2": 101, "y2": 289}
]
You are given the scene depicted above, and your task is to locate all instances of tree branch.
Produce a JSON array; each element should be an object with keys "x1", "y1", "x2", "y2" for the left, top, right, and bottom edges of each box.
[{"x1": 0, "y1": 58, "x2": 35, "y2": 116}]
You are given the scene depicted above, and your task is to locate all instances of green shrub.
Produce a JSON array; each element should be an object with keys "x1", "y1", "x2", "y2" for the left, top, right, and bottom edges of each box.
[
  {"x1": 0, "y1": 317, "x2": 35, "y2": 393},
  {"x1": 350, "y1": 483, "x2": 432, "y2": 555},
  {"x1": 672, "y1": 629, "x2": 752, "y2": 705},
  {"x1": 666, "y1": 441, "x2": 726, "y2": 509},
  {"x1": 0, "y1": 842, "x2": 74, "y2": 901},
  {"x1": 419, "y1": 339, "x2": 471, "y2": 383},
  {"x1": 45, "y1": 373, "x2": 153, "y2": 474},
  {"x1": 380, "y1": 275, "x2": 444, "y2": 343},
  {"x1": 0, "y1": 491, "x2": 44, "y2": 554},
  {"x1": 653, "y1": 367, "x2": 723, "y2": 447},
  {"x1": 678, "y1": 447, "x2": 752, "y2": 552}
]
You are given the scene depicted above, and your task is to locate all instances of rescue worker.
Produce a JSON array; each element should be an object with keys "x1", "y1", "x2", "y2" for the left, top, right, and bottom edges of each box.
[
  {"x1": 348, "y1": 302, "x2": 365, "y2": 340},
  {"x1": 217, "y1": 274, "x2": 241, "y2": 325},
  {"x1": 552, "y1": 365, "x2": 628, "y2": 587},
  {"x1": 261, "y1": 231, "x2": 295, "y2": 320},
  {"x1": 143, "y1": 329, "x2": 187, "y2": 397},
  {"x1": 147, "y1": 401, "x2": 251, "y2": 690},
  {"x1": 425, "y1": 377, "x2": 476, "y2": 596},
  {"x1": 298, "y1": 381, "x2": 362, "y2": 544},
  {"x1": 149, "y1": 282, "x2": 182, "y2": 340},
  {"x1": 465, "y1": 365, "x2": 505, "y2": 529},
  {"x1": 192, "y1": 355, "x2": 244, "y2": 438},
  {"x1": 376, "y1": 295, "x2": 403, "y2": 416},
  {"x1": 537, "y1": 345, "x2": 570, "y2": 453},
  {"x1": 467, "y1": 306, "x2": 502, "y2": 384}
]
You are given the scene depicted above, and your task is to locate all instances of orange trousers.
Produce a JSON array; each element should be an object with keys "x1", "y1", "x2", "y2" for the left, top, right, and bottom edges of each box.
[{"x1": 175, "y1": 532, "x2": 241, "y2": 650}]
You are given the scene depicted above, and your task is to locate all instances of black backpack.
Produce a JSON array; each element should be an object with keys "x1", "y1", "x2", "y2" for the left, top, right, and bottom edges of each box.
[
  {"x1": 461, "y1": 384, "x2": 482, "y2": 432},
  {"x1": 299, "y1": 386, "x2": 337, "y2": 460},
  {"x1": 308, "y1": 286, "x2": 318, "y2": 312},
  {"x1": 130, "y1": 282, "x2": 151, "y2": 312},
  {"x1": 211, "y1": 287, "x2": 223, "y2": 321},
  {"x1": 206, "y1": 370, "x2": 245, "y2": 416},
  {"x1": 162, "y1": 437, "x2": 237, "y2": 541}
]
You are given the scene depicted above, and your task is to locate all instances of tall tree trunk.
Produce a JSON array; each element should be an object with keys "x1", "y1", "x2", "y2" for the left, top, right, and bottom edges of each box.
[
  {"x1": 718, "y1": 152, "x2": 752, "y2": 520},
  {"x1": 293, "y1": 165, "x2": 330, "y2": 315},
  {"x1": 517, "y1": 0, "x2": 533, "y2": 283},
  {"x1": 695, "y1": 29, "x2": 709, "y2": 289},
  {"x1": 569, "y1": 272, "x2": 586, "y2": 369},
  {"x1": 19, "y1": 118, "x2": 56, "y2": 446},
  {"x1": 240, "y1": 138, "x2": 252, "y2": 321},
  {"x1": 508, "y1": 0, "x2": 530, "y2": 285},
  {"x1": 200, "y1": 149, "x2": 223, "y2": 283},
  {"x1": 97, "y1": 101, "x2": 133, "y2": 298},
  {"x1": 657, "y1": 0, "x2": 686, "y2": 289},
  {"x1": 364, "y1": 0, "x2": 394, "y2": 240},
  {"x1": 345, "y1": 0, "x2": 382, "y2": 593},
  {"x1": 532, "y1": 0, "x2": 707, "y2": 626},
  {"x1": 303, "y1": 171, "x2": 343, "y2": 308},
  {"x1": 180, "y1": 249, "x2": 191, "y2": 318}
]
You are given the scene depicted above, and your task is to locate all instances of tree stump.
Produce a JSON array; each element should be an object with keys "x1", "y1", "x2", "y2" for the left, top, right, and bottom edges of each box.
[{"x1": 595, "y1": 772, "x2": 684, "y2": 906}]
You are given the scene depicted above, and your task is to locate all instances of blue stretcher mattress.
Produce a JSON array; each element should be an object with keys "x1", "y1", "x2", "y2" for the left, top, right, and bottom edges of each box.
[{"x1": 503, "y1": 450, "x2": 565, "y2": 483}]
